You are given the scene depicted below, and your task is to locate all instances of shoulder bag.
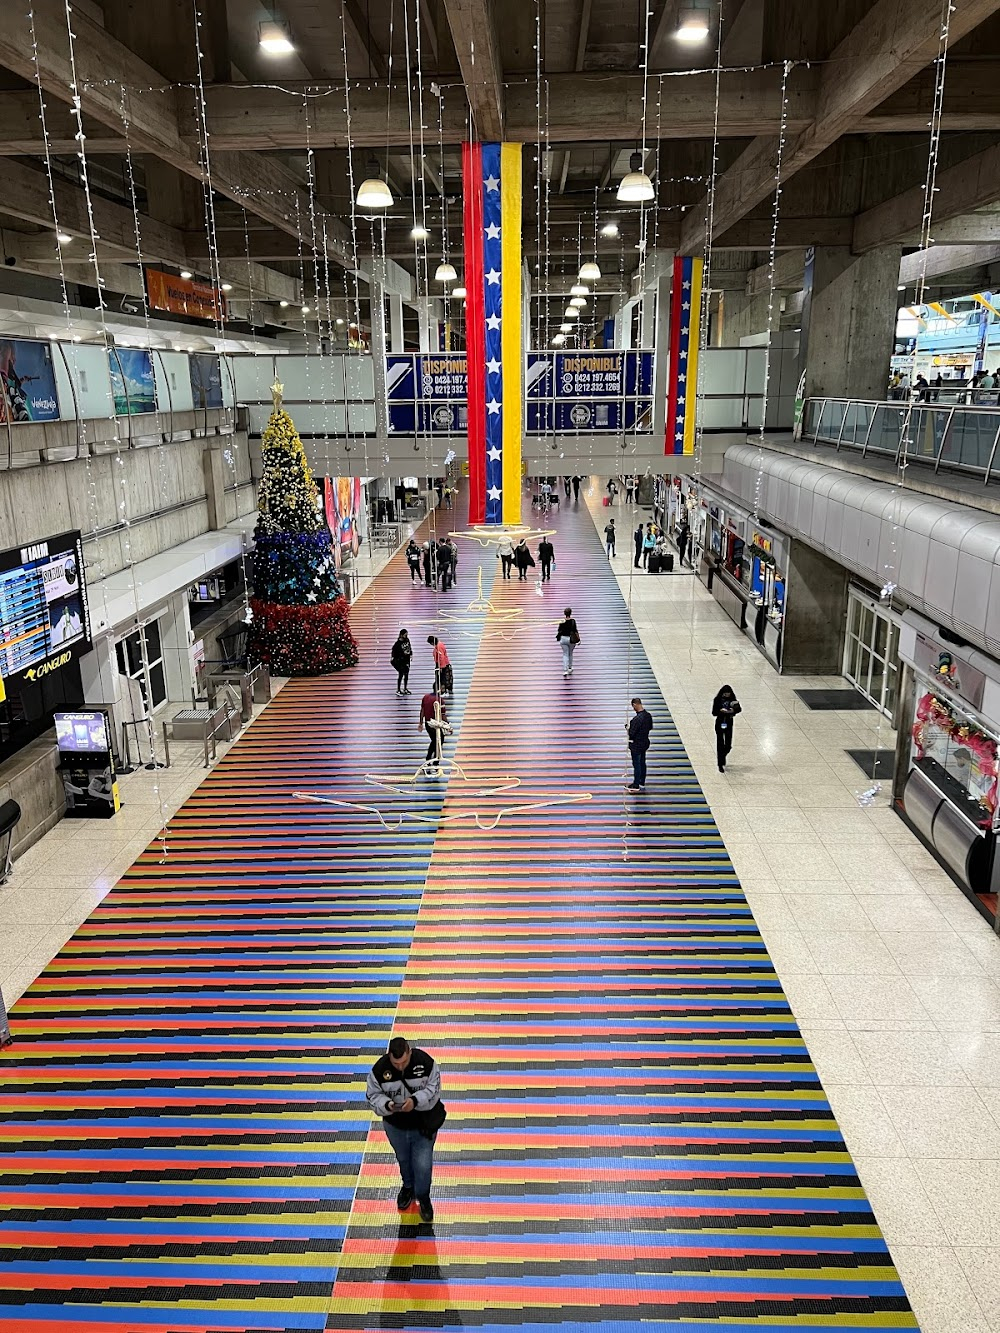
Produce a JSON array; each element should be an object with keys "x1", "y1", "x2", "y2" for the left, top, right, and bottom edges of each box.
[{"x1": 400, "y1": 1076, "x2": 447, "y2": 1139}]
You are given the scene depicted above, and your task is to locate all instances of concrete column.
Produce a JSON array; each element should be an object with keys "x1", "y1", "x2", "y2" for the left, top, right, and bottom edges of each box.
[
  {"x1": 417, "y1": 307, "x2": 434, "y2": 352},
  {"x1": 203, "y1": 443, "x2": 227, "y2": 531},
  {"x1": 389, "y1": 294, "x2": 405, "y2": 352},
  {"x1": 368, "y1": 279, "x2": 390, "y2": 438},
  {"x1": 799, "y1": 245, "x2": 903, "y2": 400},
  {"x1": 639, "y1": 290, "x2": 656, "y2": 349},
  {"x1": 159, "y1": 592, "x2": 194, "y2": 704}
]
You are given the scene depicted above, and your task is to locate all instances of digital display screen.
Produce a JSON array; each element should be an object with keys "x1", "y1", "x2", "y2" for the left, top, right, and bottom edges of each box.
[
  {"x1": 54, "y1": 710, "x2": 110, "y2": 754},
  {"x1": 0, "y1": 531, "x2": 91, "y2": 688}
]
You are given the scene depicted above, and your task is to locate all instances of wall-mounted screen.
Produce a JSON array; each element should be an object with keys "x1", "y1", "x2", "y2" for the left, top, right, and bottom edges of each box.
[{"x1": 0, "y1": 530, "x2": 91, "y2": 689}]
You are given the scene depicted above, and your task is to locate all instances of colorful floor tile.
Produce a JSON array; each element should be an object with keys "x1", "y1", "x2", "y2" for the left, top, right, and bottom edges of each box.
[{"x1": 0, "y1": 490, "x2": 917, "y2": 1333}]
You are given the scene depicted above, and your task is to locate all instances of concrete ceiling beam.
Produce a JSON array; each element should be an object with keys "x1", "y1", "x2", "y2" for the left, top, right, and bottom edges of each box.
[
  {"x1": 854, "y1": 144, "x2": 1000, "y2": 252},
  {"x1": 680, "y1": 0, "x2": 1000, "y2": 254}
]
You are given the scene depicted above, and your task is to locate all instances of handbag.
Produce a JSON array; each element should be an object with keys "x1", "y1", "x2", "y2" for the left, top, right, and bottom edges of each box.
[
  {"x1": 400, "y1": 1077, "x2": 447, "y2": 1139},
  {"x1": 570, "y1": 629, "x2": 581, "y2": 645}
]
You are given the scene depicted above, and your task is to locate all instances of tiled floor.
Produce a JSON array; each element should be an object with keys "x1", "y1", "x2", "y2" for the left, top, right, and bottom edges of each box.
[
  {"x1": 0, "y1": 489, "x2": 998, "y2": 1332},
  {"x1": 590, "y1": 486, "x2": 1000, "y2": 1333}
]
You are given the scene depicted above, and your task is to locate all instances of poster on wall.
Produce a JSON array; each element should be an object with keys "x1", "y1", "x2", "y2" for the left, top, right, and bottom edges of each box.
[
  {"x1": 109, "y1": 348, "x2": 156, "y2": 415},
  {"x1": 0, "y1": 338, "x2": 60, "y2": 423},
  {"x1": 189, "y1": 353, "x2": 224, "y2": 408},
  {"x1": 323, "y1": 477, "x2": 363, "y2": 570},
  {"x1": 145, "y1": 267, "x2": 227, "y2": 322}
]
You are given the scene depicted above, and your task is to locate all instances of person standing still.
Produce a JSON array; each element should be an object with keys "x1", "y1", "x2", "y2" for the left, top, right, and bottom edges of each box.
[
  {"x1": 418, "y1": 685, "x2": 450, "y2": 770},
  {"x1": 556, "y1": 607, "x2": 579, "y2": 677},
  {"x1": 626, "y1": 697, "x2": 653, "y2": 793},
  {"x1": 421, "y1": 541, "x2": 434, "y2": 589},
  {"x1": 427, "y1": 635, "x2": 453, "y2": 695},
  {"x1": 604, "y1": 518, "x2": 616, "y2": 558},
  {"x1": 538, "y1": 537, "x2": 555, "y2": 582},
  {"x1": 633, "y1": 523, "x2": 644, "y2": 569},
  {"x1": 366, "y1": 1036, "x2": 443, "y2": 1223},
  {"x1": 391, "y1": 629, "x2": 412, "y2": 695},
  {"x1": 497, "y1": 535, "x2": 514, "y2": 580},
  {"x1": 642, "y1": 524, "x2": 656, "y2": 569},
  {"x1": 712, "y1": 684, "x2": 742, "y2": 773}
]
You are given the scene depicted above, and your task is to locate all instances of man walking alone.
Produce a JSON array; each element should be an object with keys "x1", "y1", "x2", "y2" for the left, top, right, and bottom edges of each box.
[{"x1": 366, "y1": 1036, "x2": 444, "y2": 1223}]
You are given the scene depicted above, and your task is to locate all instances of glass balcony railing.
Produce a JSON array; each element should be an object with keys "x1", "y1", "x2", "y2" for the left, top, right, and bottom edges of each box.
[{"x1": 802, "y1": 397, "x2": 1000, "y2": 482}]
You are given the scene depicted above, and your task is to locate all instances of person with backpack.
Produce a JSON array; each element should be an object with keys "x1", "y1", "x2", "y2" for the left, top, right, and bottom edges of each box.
[
  {"x1": 366, "y1": 1036, "x2": 444, "y2": 1223},
  {"x1": 556, "y1": 607, "x2": 579, "y2": 676},
  {"x1": 391, "y1": 629, "x2": 412, "y2": 695}
]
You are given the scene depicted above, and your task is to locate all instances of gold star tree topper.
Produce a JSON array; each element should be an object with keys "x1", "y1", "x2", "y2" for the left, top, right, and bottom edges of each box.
[{"x1": 270, "y1": 378, "x2": 284, "y2": 410}]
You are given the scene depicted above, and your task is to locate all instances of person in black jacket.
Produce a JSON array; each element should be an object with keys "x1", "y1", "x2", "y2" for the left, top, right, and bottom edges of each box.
[
  {"x1": 390, "y1": 629, "x2": 412, "y2": 695},
  {"x1": 712, "y1": 684, "x2": 742, "y2": 773},
  {"x1": 513, "y1": 538, "x2": 535, "y2": 581},
  {"x1": 538, "y1": 537, "x2": 555, "y2": 582},
  {"x1": 366, "y1": 1036, "x2": 443, "y2": 1222},
  {"x1": 556, "y1": 607, "x2": 579, "y2": 676},
  {"x1": 633, "y1": 523, "x2": 644, "y2": 569},
  {"x1": 626, "y1": 696, "x2": 653, "y2": 793},
  {"x1": 405, "y1": 540, "x2": 422, "y2": 584}
]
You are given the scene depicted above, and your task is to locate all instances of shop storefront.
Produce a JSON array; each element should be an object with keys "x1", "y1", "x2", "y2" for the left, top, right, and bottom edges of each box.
[{"x1": 896, "y1": 611, "x2": 1000, "y2": 928}]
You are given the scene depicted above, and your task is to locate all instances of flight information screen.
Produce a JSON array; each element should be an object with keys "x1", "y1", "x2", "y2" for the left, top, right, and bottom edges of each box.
[{"x1": 0, "y1": 531, "x2": 91, "y2": 688}]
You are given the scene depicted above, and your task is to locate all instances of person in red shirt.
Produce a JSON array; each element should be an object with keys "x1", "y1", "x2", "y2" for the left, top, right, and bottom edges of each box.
[
  {"x1": 418, "y1": 686, "x2": 450, "y2": 771},
  {"x1": 427, "y1": 635, "x2": 453, "y2": 696}
]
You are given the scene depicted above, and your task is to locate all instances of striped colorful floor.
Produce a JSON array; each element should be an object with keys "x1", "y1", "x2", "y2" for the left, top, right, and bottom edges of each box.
[{"x1": 0, "y1": 488, "x2": 917, "y2": 1332}]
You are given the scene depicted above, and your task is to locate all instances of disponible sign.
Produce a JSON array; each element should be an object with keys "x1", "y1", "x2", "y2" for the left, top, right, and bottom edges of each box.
[
  {"x1": 145, "y1": 268, "x2": 227, "y2": 322},
  {"x1": 386, "y1": 353, "x2": 468, "y2": 435}
]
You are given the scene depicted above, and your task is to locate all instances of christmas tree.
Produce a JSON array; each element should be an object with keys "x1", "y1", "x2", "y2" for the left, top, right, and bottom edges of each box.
[{"x1": 248, "y1": 380, "x2": 359, "y2": 676}]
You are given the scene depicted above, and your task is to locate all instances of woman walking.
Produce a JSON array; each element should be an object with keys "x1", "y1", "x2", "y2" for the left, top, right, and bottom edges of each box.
[
  {"x1": 712, "y1": 684, "x2": 742, "y2": 773},
  {"x1": 391, "y1": 629, "x2": 412, "y2": 695},
  {"x1": 556, "y1": 607, "x2": 580, "y2": 677},
  {"x1": 513, "y1": 538, "x2": 535, "y2": 582}
]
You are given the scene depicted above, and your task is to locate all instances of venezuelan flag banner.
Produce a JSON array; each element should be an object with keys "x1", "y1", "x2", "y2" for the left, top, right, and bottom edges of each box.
[
  {"x1": 462, "y1": 141, "x2": 523, "y2": 525},
  {"x1": 665, "y1": 255, "x2": 704, "y2": 456}
]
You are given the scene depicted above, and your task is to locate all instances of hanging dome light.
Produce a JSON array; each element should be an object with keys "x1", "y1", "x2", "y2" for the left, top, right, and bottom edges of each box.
[
  {"x1": 410, "y1": 223, "x2": 430, "y2": 240},
  {"x1": 563, "y1": 306, "x2": 579, "y2": 319},
  {"x1": 355, "y1": 158, "x2": 393, "y2": 209},
  {"x1": 675, "y1": 6, "x2": 711, "y2": 42},
  {"x1": 569, "y1": 296, "x2": 587, "y2": 310},
  {"x1": 552, "y1": 333, "x2": 566, "y2": 345},
  {"x1": 451, "y1": 285, "x2": 467, "y2": 299},
  {"x1": 600, "y1": 220, "x2": 619, "y2": 237},
  {"x1": 434, "y1": 261, "x2": 457, "y2": 283},
  {"x1": 570, "y1": 283, "x2": 589, "y2": 297},
  {"x1": 579, "y1": 260, "x2": 602, "y2": 282},
  {"x1": 559, "y1": 322, "x2": 572, "y2": 333},
  {"x1": 616, "y1": 151, "x2": 654, "y2": 204}
]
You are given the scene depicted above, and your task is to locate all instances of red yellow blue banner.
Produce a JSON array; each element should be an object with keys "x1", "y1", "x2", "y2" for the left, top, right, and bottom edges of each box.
[
  {"x1": 462, "y1": 142, "x2": 522, "y2": 525},
  {"x1": 665, "y1": 255, "x2": 703, "y2": 456}
]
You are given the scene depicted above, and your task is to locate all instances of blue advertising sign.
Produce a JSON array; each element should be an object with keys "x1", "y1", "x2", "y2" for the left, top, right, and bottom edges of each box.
[
  {"x1": 0, "y1": 337, "x2": 60, "y2": 423},
  {"x1": 386, "y1": 353, "x2": 468, "y2": 435},
  {"x1": 109, "y1": 348, "x2": 156, "y2": 415},
  {"x1": 525, "y1": 350, "x2": 653, "y2": 432}
]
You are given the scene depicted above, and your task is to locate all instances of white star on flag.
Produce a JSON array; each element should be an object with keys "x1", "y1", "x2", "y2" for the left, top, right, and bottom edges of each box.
[
  {"x1": 678, "y1": 373, "x2": 686, "y2": 382},
  {"x1": 487, "y1": 445, "x2": 502, "y2": 461},
  {"x1": 484, "y1": 175, "x2": 500, "y2": 192},
  {"x1": 486, "y1": 268, "x2": 501, "y2": 285},
  {"x1": 682, "y1": 302, "x2": 691, "y2": 311},
  {"x1": 487, "y1": 357, "x2": 501, "y2": 374},
  {"x1": 486, "y1": 313, "x2": 501, "y2": 330},
  {"x1": 485, "y1": 222, "x2": 501, "y2": 239},
  {"x1": 676, "y1": 430, "x2": 684, "y2": 441},
  {"x1": 681, "y1": 326, "x2": 689, "y2": 335},
  {"x1": 487, "y1": 399, "x2": 501, "y2": 415},
  {"x1": 679, "y1": 350, "x2": 688, "y2": 360},
  {"x1": 682, "y1": 280, "x2": 691, "y2": 290},
  {"x1": 488, "y1": 485, "x2": 502, "y2": 500}
]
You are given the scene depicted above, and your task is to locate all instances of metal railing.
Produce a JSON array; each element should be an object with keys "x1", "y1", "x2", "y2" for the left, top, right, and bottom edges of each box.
[{"x1": 802, "y1": 397, "x2": 1000, "y2": 483}]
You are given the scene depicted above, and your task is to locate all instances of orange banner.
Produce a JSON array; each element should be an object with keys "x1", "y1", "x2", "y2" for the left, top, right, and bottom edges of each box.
[{"x1": 145, "y1": 268, "x2": 226, "y2": 322}]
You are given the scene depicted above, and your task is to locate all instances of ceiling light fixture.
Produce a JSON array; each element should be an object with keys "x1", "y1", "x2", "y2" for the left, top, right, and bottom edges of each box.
[
  {"x1": 617, "y1": 152, "x2": 654, "y2": 204},
  {"x1": 336, "y1": 317, "x2": 345, "y2": 325},
  {"x1": 570, "y1": 283, "x2": 589, "y2": 297},
  {"x1": 221, "y1": 282, "x2": 233, "y2": 292},
  {"x1": 280, "y1": 300, "x2": 289, "y2": 308},
  {"x1": 301, "y1": 305, "x2": 311, "y2": 314},
  {"x1": 410, "y1": 224, "x2": 430, "y2": 241},
  {"x1": 56, "y1": 232, "x2": 72, "y2": 245},
  {"x1": 552, "y1": 334, "x2": 566, "y2": 345},
  {"x1": 180, "y1": 269, "x2": 193, "y2": 280},
  {"x1": 452, "y1": 285, "x2": 467, "y2": 299},
  {"x1": 564, "y1": 306, "x2": 579, "y2": 319},
  {"x1": 258, "y1": 19, "x2": 295, "y2": 55},
  {"x1": 600, "y1": 221, "x2": 619, "y2": 238},
  {"x1": 570, "y1": 296, "x2": 587, "y2": 309},
  {"x1": 355, "y1": 158, "x2": 393, "y2": 210},
  {"x1": 579, "y1": 260, "x2": 602, "y2": 282},
  {"x1": 434, "y1": 261, "x2": 457, "y2": 283},
  {"x1": 559, "y1": 322, "x2": 572, "y2": 333},
  {"x1": 675, "y1": 7, "x2": 710, "y2": 42}
]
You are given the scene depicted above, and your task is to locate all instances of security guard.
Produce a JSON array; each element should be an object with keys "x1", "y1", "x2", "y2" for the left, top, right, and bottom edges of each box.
[{"x1": 366, "y1": 1036, "x2": 444, "y2": 1222}]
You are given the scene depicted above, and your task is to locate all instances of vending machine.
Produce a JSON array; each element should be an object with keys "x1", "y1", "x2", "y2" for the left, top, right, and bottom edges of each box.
[{"x1": 54, "y1": 709, "x2": 121, "y2": 819}]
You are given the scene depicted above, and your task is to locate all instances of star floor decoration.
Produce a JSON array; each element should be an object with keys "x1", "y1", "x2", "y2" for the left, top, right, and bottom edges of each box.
[{"x1": 294, "y1": 759, "x2": 593, "y2": 832}]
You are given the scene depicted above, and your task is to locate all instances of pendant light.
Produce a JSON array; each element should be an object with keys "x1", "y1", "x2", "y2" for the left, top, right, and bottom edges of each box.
[
  {"x1": 570, "y1": 283, "x2": 589, "y2": 297},
  {"x1": 600, "y1": 221, "x2": 619, "y2": 237},
  {"x1": 552, "y1": 333, "x2": 566, "y2": 346},
  {"x1": 451, "y1": 285, "x2": 467, "y2": 299},
  {"x1": 559, "y1": 322, "x2": 573, "y2": 333},
  {"x1": 563, "y1": 306, "x2": 579, "y2": 320},
  {"x1": 355, "y1": 157, "x2": 393, "y2": 209},
  {"x1": 434, "y1": 261, "x2": 457, "y2": 283},
  {"x1": 410, "y1": 224, "x2": 430, "y2": 241},
  {"x1": 579, "y1": 261, "x2": 602, "y2": 282},
  {"x1": 676, "y1": 6, "x2": 710, "y2": 42},
  {"x1": 617, "y1": 151, "x2": 654, "y2": 204},
  {"x1": 570, "y1": 296, "x2": 587, "y2": 310}
]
